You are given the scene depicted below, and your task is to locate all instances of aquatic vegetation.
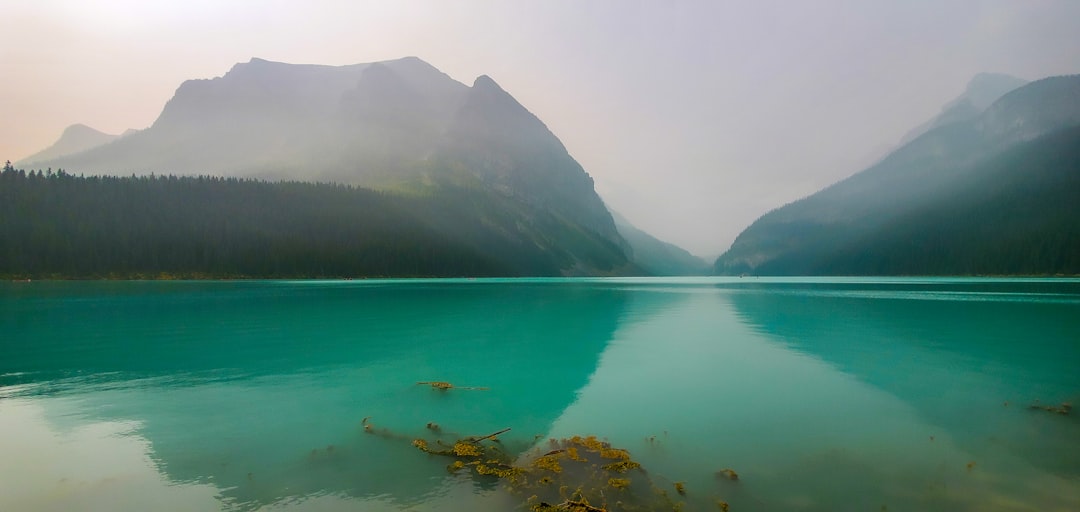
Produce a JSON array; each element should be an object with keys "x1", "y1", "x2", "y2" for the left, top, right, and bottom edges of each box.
[
  {"x1": 531, "y1": 498, "x2": 608, "y2": 512},
  {"x1": 397, "y1": 423, "x2": 678, "y2": 511},
  {"x1": 716, "y1": 468, "x2": 739, "y2": 481},
  {"x1": 601, "y1": 460, "x2": 640, "y2": 473},
  {"x1": 608, "y1": 478, "x2": 630, "y2": 489},
  {"x1": 717, "y1": 500, "x2": 730, "y2": 511},
  {"x1": 417, "y1": 381, "x2": 489, "y2": 391},
  {"x1": 533, "y1": 453, "x2": 564, "y2": 473},
  {"x1": 1028, "y1": 401, "x2": 1072, "y2": 415},
  {"x1": 420, "y1": 380, "x2": 454, "y2": 390},
  {"x1": 452, "y1": 441, "x2": 484, "y2": 457}
]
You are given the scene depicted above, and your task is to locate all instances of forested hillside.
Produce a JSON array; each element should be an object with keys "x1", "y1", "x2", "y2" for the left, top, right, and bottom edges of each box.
[
  {"x1": 714, "y1": 74, "x2": 1080, "y2": 276},
  {"x1": 0, "y1": 164, "x2": 634, "y2": 279}
]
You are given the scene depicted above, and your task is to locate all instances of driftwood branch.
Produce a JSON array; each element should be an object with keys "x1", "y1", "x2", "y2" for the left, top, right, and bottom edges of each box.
[{"x1": 471, "y1": 427, "x2": 512, "y2": 443}]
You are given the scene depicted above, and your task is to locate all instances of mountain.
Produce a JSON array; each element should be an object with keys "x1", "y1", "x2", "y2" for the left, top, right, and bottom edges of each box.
[
  {"x1": 20, "y1": 57, "x2": 460, "y2": 181},
  {"x1": 12, "y1": 57, "x2": 633, "y2": 277},
  {"x1": 611, "y1": 211, "x2": 708, "y2": 275},
  {"x1": 19, "y1": 124, "x2": 121, "y2": 164},
  {"x1": 898, "y1": 73, "x2": 1027, "y2": 146},
  {"x1": 715, "y1": 74, "x2": 1080, "y2": 276}
]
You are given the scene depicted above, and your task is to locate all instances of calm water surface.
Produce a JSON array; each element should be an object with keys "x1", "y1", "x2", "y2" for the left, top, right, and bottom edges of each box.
[{"x1": 2, "y1": 277, "x2": 1078, "y2": 511}]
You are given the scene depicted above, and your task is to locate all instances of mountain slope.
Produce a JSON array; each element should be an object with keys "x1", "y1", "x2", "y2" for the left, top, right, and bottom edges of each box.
[
  {"x1": 20, "y1": 124, "x2": 120, "y2": 164},
  {"x1": 15, "y1": 57, "x2": 632, "y2": 276},
  {"x1": 611, "y1": 212, "x2": 708, "y2": 276},
  {"x1": 898, "y1": 73, "x2": 1027, "y2": 145},
  {"x1": 715, "y1": 74, "x2": 1080, "y2": 276},
  {"x1": 816, "y1": 127, "x2": 1080, "y2": 275},
  {"x1": 431, "y1": 75, "x2": 628, "y2": 261}
]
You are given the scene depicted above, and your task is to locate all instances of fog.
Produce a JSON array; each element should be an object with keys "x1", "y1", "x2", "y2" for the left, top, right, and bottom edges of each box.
[{"x1": 4, "y1": 0, "x2": 1079, "y2": 256}]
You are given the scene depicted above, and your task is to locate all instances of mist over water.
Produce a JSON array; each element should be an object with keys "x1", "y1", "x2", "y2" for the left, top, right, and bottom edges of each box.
[{"x1": 2, "y1": 278, "x2": 1078, "y2": 511}]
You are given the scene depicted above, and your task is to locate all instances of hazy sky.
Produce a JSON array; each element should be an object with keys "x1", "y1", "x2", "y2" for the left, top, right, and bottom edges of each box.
[{"x1": 4, "y1": 1, "x2": 1080, "y2": 257}]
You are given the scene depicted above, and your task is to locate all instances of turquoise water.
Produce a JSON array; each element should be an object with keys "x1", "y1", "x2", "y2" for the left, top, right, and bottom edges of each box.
[{"x1": 1, "y1": 278, "x2": 1078, "y2": 511}]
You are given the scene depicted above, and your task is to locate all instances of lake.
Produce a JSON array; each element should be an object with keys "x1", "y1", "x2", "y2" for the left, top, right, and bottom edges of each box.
[{"x1": 2, "y1": 277, "x2": 1078, "y2": 511}]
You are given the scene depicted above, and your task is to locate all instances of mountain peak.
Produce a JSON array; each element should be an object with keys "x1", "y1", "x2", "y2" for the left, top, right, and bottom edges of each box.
[
  {"x1": 979, "y1": 74, "x2": 1080, "y2": 143},
  {"x1": 60, "y1": 123, "x2": 111, "y2": 138},
  {"x1": 962, "y1": 73, "x2": 1029, "y2": 111},
  {"x1": 18, "y1": 124, "x2": 118, "y2": 165},
  {"x1": 898, "y1": 72, "x2": 1028, "y2": 145},
  {"x1": 13, "y1": 56, "x2": 634, "y2": 276},
  {"x1": 464, "y1": 74, "x2": 533, "y2": 122},
  {"x1": 473, "y1": 74, "x2": 500, "y2": 89}
]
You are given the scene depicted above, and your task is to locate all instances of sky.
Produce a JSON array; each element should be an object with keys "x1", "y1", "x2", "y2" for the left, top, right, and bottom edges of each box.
[{"x1": 4, "y1": 1, "x2": 1080, "y2": 258}]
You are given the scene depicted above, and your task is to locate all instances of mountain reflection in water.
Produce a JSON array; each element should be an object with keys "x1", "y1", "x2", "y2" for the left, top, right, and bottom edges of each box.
[{"x1": 2, "y1": 278, "x2": 1078, "y2": 511}]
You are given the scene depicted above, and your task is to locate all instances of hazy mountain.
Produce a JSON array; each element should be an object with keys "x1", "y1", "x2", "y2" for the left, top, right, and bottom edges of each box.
[
  {"x1": 19, "y1": 124, "x2": 120, "y2": 165},
  {"x1": 15, "y1": 57, "x2": 633, "y2": 276},
  {"x1": 611, "y1": 211, "x2": 708, "y2": 276},
  {"x1": 433, "y1": 75, "x2": 626, "y2": 254},
  {"x1": 25, "y1": 57, "x2": 460, "y2": 180},
  {"x1": 715, "y1": 74, "x2": 1080, "y2": 276},
  {"x1": 898, "y1": 73, "x2": 1028, "y2": 146}
]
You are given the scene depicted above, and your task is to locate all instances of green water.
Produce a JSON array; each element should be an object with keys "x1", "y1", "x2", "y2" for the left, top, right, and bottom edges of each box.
[{"x1": 1, "y1": 278, "x2": 1078, "y2": 511}]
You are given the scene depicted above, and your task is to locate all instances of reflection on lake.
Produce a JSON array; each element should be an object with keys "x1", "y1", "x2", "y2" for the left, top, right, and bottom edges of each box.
[{"x1": 2, "y1": 278, "x2": 1078, "y2": 511}]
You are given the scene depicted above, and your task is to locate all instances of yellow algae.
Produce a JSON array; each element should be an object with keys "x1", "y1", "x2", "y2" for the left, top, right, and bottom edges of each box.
[
  {"x1": 601, "y1": 460, "x2": 640, "y2": 473},
  {"x1": 599, "y1": 447, "x2": 630, "y2": 460},
  {"x1": 608, "y1": 478, "x2": 630, "y2": 489},
  {"x1": 716, "y1": 468, "x2": 739, "y2": 481},
  {"x1": 566, "y1": 446, "x2": 585, "y2": 461},
  {"x1": 451, "y1": 442, "x2": 483, "y2": 457},
  {"x1": 416, "y1": 381, "x2": 489, "y2": 391},
  {"x1": 387, "y1": 421, "x2": 674, "y2": 511},
  {"x1": 533, "y1": 454, "x2": 564, "y2": 474}
]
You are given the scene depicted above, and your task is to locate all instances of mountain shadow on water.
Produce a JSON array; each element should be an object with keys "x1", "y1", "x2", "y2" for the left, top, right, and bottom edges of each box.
[
  {"x1": 3, "y1": 280, "x2": 635, "y2": 508},
  {"x1": 723, "y1": 279, "x2": 1080, "y2": 478},
  {"x1": 715, "y1": 74, "x2": 1080, "y2": 276}
]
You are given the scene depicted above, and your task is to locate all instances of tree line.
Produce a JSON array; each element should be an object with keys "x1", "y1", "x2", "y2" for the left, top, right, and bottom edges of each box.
[{"x1": 0, "y1": 162, "x2": 523, "y2": 279}]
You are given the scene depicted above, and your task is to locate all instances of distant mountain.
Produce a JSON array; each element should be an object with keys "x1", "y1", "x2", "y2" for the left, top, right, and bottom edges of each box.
[
  {"x1": 715, "y1": 74, "x2": 1080, "y2": 276},
  {"x1": 15, "y1": 57, "x2": 633, "y2": 277},
  {"x1": 22, "y1": 57, "x2": 459, "y2": 180},
  {"x1": 611, "y1": 212, "x2": 708, "y2": 276},
  {"x1": 898, "y1": 73, "x2": 1027, "y2": 146},
  {"x1": 19, "y1": 124, "x2": 120, "y2": 165}
]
